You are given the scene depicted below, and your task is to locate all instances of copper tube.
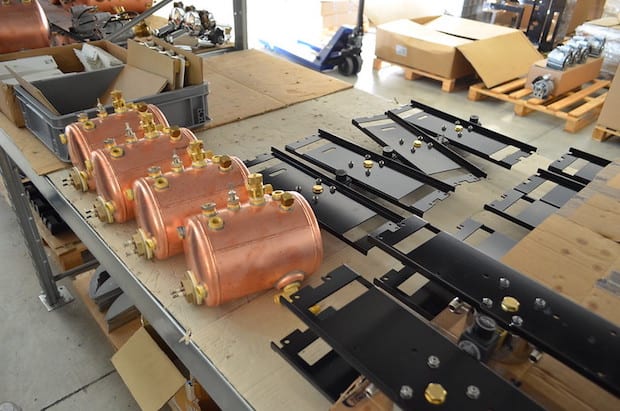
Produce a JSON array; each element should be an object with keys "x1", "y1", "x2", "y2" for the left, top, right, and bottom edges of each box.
[
  {"x1": 132, "y1": 155, "x2": 250, "y2": 260},
  {"x1": 91, "y1": 127, "x2": 198, "y2": 224},
  {"x1": 67, "y1": 102, "x2": 168, "y2": 192},
  {"x1": 179, "y1": 188, "x2": 323, "y2": 306},
  {"x1": 60, "y1": 0, "x2": 152, "y2": 13},
  {"x1": 0, "y1": 0, "x2": 50, "y2": 54}
]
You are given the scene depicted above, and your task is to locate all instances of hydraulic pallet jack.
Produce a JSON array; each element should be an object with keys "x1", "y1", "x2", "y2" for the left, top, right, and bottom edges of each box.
[{"x1": 262, "y1": 0, "x2": 365, "y2": 76}]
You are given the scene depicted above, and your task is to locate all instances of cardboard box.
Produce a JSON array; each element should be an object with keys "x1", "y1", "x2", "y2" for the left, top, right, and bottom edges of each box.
[
  {"x1": 0, "y1": 40, "x2": 126, "y2": 127},
  {"x1": 597, "y1": 64, "x2": 620, "y2": 131},
  {"x1": 526, "y1": 57, "x2": 603, "y2": 97},
  {"x1": 375, "y1": 15, "x2": 542, "y2": 85},
  {"x1": 567, "y1": 0, "x2": 605, "y2": 34},
  {"x1": 365, "y1": 0, "x2": 443, "y2": 26}
]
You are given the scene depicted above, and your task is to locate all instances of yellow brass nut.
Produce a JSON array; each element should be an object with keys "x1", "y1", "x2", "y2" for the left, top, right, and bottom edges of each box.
[
  {"x1": 424, "y1": 383, "x2": 447, "y2": 405},
  {"x1": 271, "y1": 190, "x2": 284, "y2": 201},
  {"x1": 83, "y1": 120, "x2": 95, "y2": 130},
  {"x1": 201, "y1": 202, "x2": 217, "y2": 217},
  {"x1": 169, "y1": 126, "x2": 182, "y2": 141},
  {"x1": 218, "y1": 155, "x2": 232, "y2": 171},
  {"x1": 132, "y1": 228, "x2": 156, "y2": 259},
  {"x1": 208, "y1": 216, "x2": 224, "y2": 231},
  {"x1": 180, "y1": 270, "x2": 207, "y2": 305},
  {"x1": 77, "y1": 112, "x2": 88, "y2": 123},
  {"x1": 413, "y1": 140, "x2": 423, "y2": 148},
  {"x1": 280, "y1": 192, "x2": 295, "y2": 209},
  {"x1": 136, "y1": 102, "x2": 148, "y2": 113},
  {"x1": 247, "y1": 173, "x2": 267, "y2": 205},
  {"x1": 109, "y1": 146, "x2": 124, "y2": 158},
  {"x1": 103, "y1": 138, "x2": 116, "y2": 149},
  {"x1": 363, "y1": 159, "x2": 374, "y2": 169},
  {"x1": 94, "y1": 196, "x2": 115, "y2": 224},
  {"x1": 501, "y1": 296, "x2": 520, "y2": 313},
  {"x1": 263, "y1": 183, "x2": 273, "y2": 195},
  {"x1": 59, "y1": 133, "x2": 67, "y2": 145},
  {"x1": 455, "y1": 125, "x2": 464, "y2": 133},
  {"x1": 154, "y1": 177, "x2": 169, "y2": 190},
  {"x1": 84, "y1": 159, "x2": 93, "y2": 173},
  {"x1": 274, "y1": 281, "x2": 301, "y2": 304},
  {"x1": 147, "y1": 166, "x2": 162, "y2": 178},
  {"x1": 68, "y1": 167, "x2": 88, "y2": 192},
  {"x1": 312, "y1": 185, "x2": 323, "y2": 194}
]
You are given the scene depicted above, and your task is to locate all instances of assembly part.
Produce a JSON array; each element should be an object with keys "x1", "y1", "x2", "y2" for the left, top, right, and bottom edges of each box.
[
  {"x1": 547, "y1": 147, "x2": 610, "y2": 185},
  {"x1": 531, "y1": 74, "x2": 555, "y2": 99}
]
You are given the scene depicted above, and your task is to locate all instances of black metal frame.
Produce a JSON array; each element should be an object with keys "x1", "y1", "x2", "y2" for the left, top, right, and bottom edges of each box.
[
  {"x1": 368, "y1": 221, "x2": 620, "y2": 397},
  {"x1": 390, "y1": 100, "x2": 537, "y2": 169},
  {"x1": 484, "y1": 168, "x2": 584, "y2": 230},
  {"x1": 548, "y1": 147, "x2": 611, "y2": 186},
  {"x1": 276, "y1": 265, "x2": 545, "y2": 410},
  {"x1": 284, "y1": 129, "x2": 454, "y2": 216},
  {"x1": 452, "y1": 218, "x2": 517, "y2": 260}
]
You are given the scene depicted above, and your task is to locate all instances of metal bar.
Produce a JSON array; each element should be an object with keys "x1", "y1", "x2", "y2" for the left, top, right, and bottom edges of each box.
[
  {"x1": 369, "y1": 229, "x2": 620, "y2": 396},
  {"x1": 0, "y1": 131, "x2": 252, "y2": 410},
  {"x1": 233, "y1": 0, "x2": 248, "y2": 50},
  {"x1": 536, "y1": 168, "x2": 586, "y2": 192},
  {"x1": 385, "y1": 110, "x2": 488, "y2": 178},
  {"x1": 53, "y1": 258, "x2": 100, "y2": 282},
  {"x1": 0, "y1": 144, "x2": 62, "y2": 307},
  {"x1": 105, "y1": 0, "x2": 175, "y2": 42}
]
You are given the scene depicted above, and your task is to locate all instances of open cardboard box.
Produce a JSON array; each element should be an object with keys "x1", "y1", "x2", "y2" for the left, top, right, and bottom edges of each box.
[
  {"x1": 526, "y1": 57, "x2": 603, "y2": 97},
  {"x1": 597, "y1": 64, "x2": 620, "y2": 131},
  {"x1": 0, "y1": 41, "x2": 126, "y2": 127},
  {"x1": 375, "y1": 15, "x2": 542, "y2": 86}
]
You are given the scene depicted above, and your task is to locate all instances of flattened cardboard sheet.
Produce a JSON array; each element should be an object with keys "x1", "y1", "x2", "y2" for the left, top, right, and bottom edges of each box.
[
  {"x1": 112, "y1": 327, "x2": 185, "y2": 411},
  {"x1": 597, "y1": 65, "x2": 620, "y2": 131},
  {"x1": 127, "y1": 39, "x2": 178, "y2": 90},
  {"x1": 100, "y1": 65, "x2": 167, "y2": 105},
  {"x1": 457, "y1": 31, "x2": 543, "y2": 88}
]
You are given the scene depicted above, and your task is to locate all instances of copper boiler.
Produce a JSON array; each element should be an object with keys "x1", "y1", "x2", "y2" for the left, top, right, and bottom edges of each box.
[
  {"x1": 174, "y1": 173, "x2": 323, "y2": 307},
  {"x1": 0, "y1": 0, "x2": 50, "y2": 54},
  {"x1": 60, "y1": 0, "x2": 152, "y2": 13},
  {"x1": 132, "y1": 149, "x2": 250, "y2": 260},
  {"x1": 67, "y1": 93, "x2": 169, "y2": 192},
  {"x1": 92, "y1": 127, "x2": 198, "y2": 224}
]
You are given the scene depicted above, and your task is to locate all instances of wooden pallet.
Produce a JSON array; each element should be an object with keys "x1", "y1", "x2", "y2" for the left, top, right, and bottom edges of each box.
[
  {"x1": 592, "y1": 125, "x2": 620, "y2": 142},
  {"x1": 373, "y1": 58, "x2": 459, "y2": 92},
  {"x1": 468, "y1": 79, "x2": 611, "y2": 133}
]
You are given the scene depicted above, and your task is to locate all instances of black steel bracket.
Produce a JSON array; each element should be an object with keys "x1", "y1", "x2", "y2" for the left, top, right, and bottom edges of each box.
[
  {"x1": 276, "y1": 265, "x2": 544, "y2": 410},
  {"x1": 453, "y1": 218, "x2": 517, "y2": 260},
  {"x1": 548, "y1": 147, "x2": 611, "y2": 185}
]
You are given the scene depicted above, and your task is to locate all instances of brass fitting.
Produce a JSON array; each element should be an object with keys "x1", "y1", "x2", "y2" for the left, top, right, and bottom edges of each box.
[
  {"x1": 135, "y1": 102, "x2": 148, "y2": 113},
  {"x1": 246, "y1": 173, "x2": 267, "y2": 206},
  {"x1": 187, "y1": 140, "x2": 207, "y2": 167},
  {"x1": 77, "y1": 112, "x2": 88, "y2": 123},
  {"x1": 132, "y1": 228, "x2": 156, "y2": 260},
  {"x1": 2, "y1": 0, "x2": 12, "y2": 5},
  {"x1": 201, "y1": 202, "x2": 217, "y2": 217},
  {"x1": 455, "y1": 125, "x2": 464, "y2": 133},
  {"x1": 413, "y1": 139, "x2": 423, "y2": 148},
  {"x1": 68, "y1": 167, "x2": 89, "y2": 192},
  {"x1": 501, "y1": 296, "x2": 520, "y2": 313},
  {"x1": 168, "y1": 126, "x2": 182, "y2": 141},
  {"x1": 208, "y1": 216, "x2": 224, "y2": 231},
  {"x1": 227, "y1": 190, "x2": 240, "y2": 211},
  {"x1": 83, "y1": 120, "x2": 95, "y2": 130},
  {"x1": 94, "y1": 196, "x2": 115, "y2": 223},
  {"x1": 279, "y1": 192, "x2": 295, "y2": 210},
  {"x1": 124, "y1": 123, "x2": 137, "y2": 143},
  {"x1": 273, "y1": 281, "x2": 320, "y2": 313},
  {"x1": 363, "y1": 159, "x2": 374, "y2": 169},
  {"x1": 147, "y1": 166, "x2": 162, "y2": 178},
  {"x1": 132, "y1": 21, "x2": 150, "y2": 38},
  {"x1": 109, "y1": 146, "x2": 124, "y2": 158},
  {"x1": 170, "y1": 154, "x2": 184, "y2": 173},
  {"x1": 153, "y1": 176, "x2": 169, "y2": 190},
  {"x1": 96, "y1": 99, "x2": 107, "y2": 118},
  {"x1": 271, "y1": 190, "x2": 284, "y2": 201},
  {"x1": 58, "y1": 133, "x2": 67, "y2": 145},
  {"x1": 84, "y1": 159, "x2": 93, "y2": 173},
  {"x1": 312, "y1": 185, "x2": 323, "y2": 194},
  {"x1": 140, "y1": 112, "x2": 159, "y2": 139},
  {"x1": 171, "y1": 270, "x2": 207, "y2": 305},
  {"x1": 110, "y1": 90, "x2": 128, "y2": 113},
  {"x1": 103, "y1": 138, "x2": 116, "y2": 149},
  {"x1": 218, "y1": 155, "x2": 232, "y2": 171},
  {"x1": 424, "y1": 383, "x2": 447, "y2": 405}
]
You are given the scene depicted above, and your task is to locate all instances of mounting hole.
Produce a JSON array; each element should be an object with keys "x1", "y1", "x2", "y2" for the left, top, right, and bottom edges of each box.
[
  {"x1": 324, "y1": 276, "x2": 332, "y2": 281},
  {"x1": 293, "y1": 295, "x2": 300, "y2": 300},
  {"x1": 283, "y1": 339, "x2": 290, "y2": 345},
  {"x1": 382, "y1": 277, "x2": 389, "y2": 281}
]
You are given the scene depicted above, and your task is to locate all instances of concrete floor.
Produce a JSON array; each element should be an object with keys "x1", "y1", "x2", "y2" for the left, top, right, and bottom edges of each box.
[{"x1": 1, "y1": 30, "x2": 620, "y2": 411}]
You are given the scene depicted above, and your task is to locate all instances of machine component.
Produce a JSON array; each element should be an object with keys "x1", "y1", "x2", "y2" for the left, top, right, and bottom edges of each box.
[
  {"x1": 88, "y1": 265, "x2": 122, "y2": 312},
  {"x1": 24, "y1": 181, "x2": 70, "y2": 235},
  {"x1": 369, "y1": 218, "x2": 620, "y2": 396},
  {"x1": 274, "y1": 265, "x2": 545, "y2": 410},
  {"x1": 389, "y1": 100, "x2": 537, "y2": 169},
  {"x1": 547, "y1": 45, "x2": 575, "y2": 70},
  {"x1": 0, "y1": 0, "x2": 50, "y2": 54},
  {"x1": 453, "y1": 218, "x2": 516, "y2": 259},
  {"x1": 154, "y1": 2, "x2": 231, "y2": 47},
  {"x1": 485, "y1": 168, "x2": 584, "y2": 230},
  {"x1": 352, "y1": 113, "x2": 483, "y2": 183},
  {"x1": 70, "y1": 5, "x2": 141, "y2": 41},
  {"x1": 457, "y1": 312, "x2": 501, "y2": 362},
  {"x1": 61, "y1": 0, "x2": 152, "y2": 13},
  {"x1": 567, "y1": 36, "x2": 590, "y2": 64},
  {"x1": 132, "y1": 144, "x2": 250, "y2": 260},
  {"x1": 104, "y1": 292, "x2": 139, "y2": 332},
  {"x1": 587, "y1": 36, "x2": 605, "y2": 57},
  {"x1": 548, "y1": 147, "x2": 610, "y2": 185},
  {"x1": 531, "y1": 74, "x2": 555, "y2": 99},
  {"x1": 284, "y1": 130, "x2": 454, "y2": 216},
  {"x1": 525, "y1": 0, "x2": 566, "y2": 52},
  {"x1": 66, "y1": 94, "x2": 169, "y2": 192},
  {"x1": 331, "y1": 376, "x2": 393, "y2": 411},
  {"x1": 91, "y1": 127, "x2": 197, "y2": 224},
  {"x1": 152, "y1": 2, "x2": 185, "y2": 37},
  {"x1": 248, "y1": 147, "x2": 404, "y2": 254},
  {"x1": 172, "y1": 173, "x2": 323, "y2": 306}
]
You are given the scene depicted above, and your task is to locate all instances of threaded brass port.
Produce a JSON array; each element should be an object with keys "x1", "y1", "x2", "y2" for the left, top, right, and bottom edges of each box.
[
  {"x1": 424, "y1": 383, "x2": 447, "y2": 405},
  {"x1": 201, "y1": 202, "x2": 217, "y2": 217},
  {"x1": 208, "y1": 216, "x2": 224, "y2": 231}
]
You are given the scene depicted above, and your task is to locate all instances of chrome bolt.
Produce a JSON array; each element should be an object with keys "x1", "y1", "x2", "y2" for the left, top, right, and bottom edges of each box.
[
  {"x1": 295, "y1": 185, "x2": 302, "y2": 192},
  {"x1": 512, "y1": 315, "x2": 523, "y2": 327},
  {"x1": 329, "y1": 186, "x2": 336, "y2": 194},
  {"x1": 315, "y1": 178, "x2": 322, "y2": 185},
  {"x1": 466, "y1": 385, "x2": 480, "y2": 400},
  {"x1": 312, "y1": 195, "x2": 319, "y2": 203},
  {"x1": 365, "y1": 169, "x2": 371, "y2": 176},
  {"x1": 399, "y1": 385, "x2": 413, "y2": 400},
  {"x1": 365, "y1": 154, "x2": 371, "y2": 160},
  {"x1": 533, "y1": 298, "x2": 547, "y2": 311},
  {"x1": 427, "y1": 355, "x2": 440, "y2": 368},
  {"x1": 399, "y1": 138, "x2": 404, "y2": 145},
  {"x1": 482, "y1": 297, "x2": 493, "y2": 308},
  {"x1": 348, "y1": 161, "x2": 354, "y2": 168},
  {"x1": 499, "y1": 277, "x2": 510, "y2": 289},
  {"x1": 378, "y1": 160, "x2": 385, "y2": 168}
]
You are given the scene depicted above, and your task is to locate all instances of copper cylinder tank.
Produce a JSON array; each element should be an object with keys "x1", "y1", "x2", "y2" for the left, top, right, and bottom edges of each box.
[
  {"x1": 0, "y1": 0, "x2": 50, "y2": 54},
  {"x1": 132, "y1": 152, "x2": 250, "y2": 260},
  {"x1": 176, "y1": 174, "x2": 323, "y2": 307},
  {"x1": 91, "y1": 127, "x2": 198, "y2": 224},
  {"x1": 60, "y1": 0, "x2": 152, "y2": 13},
  {"x1": 67, "y1": 95, "x2": 169, "y2": 192}
]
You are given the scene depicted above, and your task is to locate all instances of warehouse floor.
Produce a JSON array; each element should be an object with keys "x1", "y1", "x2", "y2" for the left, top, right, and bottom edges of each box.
[{"x1": 1, "y1": 31, "x2": 620, "y2": 411}]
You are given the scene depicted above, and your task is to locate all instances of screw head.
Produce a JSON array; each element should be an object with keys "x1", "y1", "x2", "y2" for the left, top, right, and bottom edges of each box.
[
  {"x1": 512, "y1": 315, "x2": 524, "y2": 327},
  {"x1": 295, "y1": 185, "x2": 302, "y2": 192},
  {"x1": 399, "y1": 385, "x2": 413, "y2": 400},
  {"x1": 348, "y1": 161, "x2": 354, "y2": 168},
  {"x1": 379, "y1": 160, "x2": 385, "y2": 168},
  {"x1": 398, "y1": 138, "x2": 404, "y2": 145},
  {"x1": 533, "y1": 297, "x2": 547, "y2": 310},
  {"x1": 466, "y1": 385, "x2": 480, "y2": 400},
  {"x1": 482, "y1": 297, "x2": 493, "y2": 308},
  {"x1": 365, "y1": 169, "x2": 371, "y2": 176},
  {"x1": 329, "y1": 186, "x2": 336, "y2": 194},
  {"x1": 499, "y1": 277, "x2": 510, "y2": 289},
  {"x1": 427, "y1": 355, "x2": 440, "y2": 368}
]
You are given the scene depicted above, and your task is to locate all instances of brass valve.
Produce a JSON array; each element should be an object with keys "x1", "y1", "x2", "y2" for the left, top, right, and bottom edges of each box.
[
  {"x1": 140, "y1": 112, "x2": 158, "y2": 139},
  {"x1": 187, "y1": 140, "x2": 207, "y2": 166},
  {"x1": 246, "y1": 173, "x2": 268, "y2": 206},
  {"x1": 110, "y1": 90, "x2": 128, "y2": 113},
  {"x1": 96, "y1": 99, "x2": 107, "y2": 118}
]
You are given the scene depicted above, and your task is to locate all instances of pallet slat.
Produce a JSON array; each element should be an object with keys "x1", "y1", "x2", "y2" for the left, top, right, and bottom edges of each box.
[
  {"x1": 546, "y1": 80, "x2": 610, "y2": 111},
  {"x1": 592, "y1": 125, "x2": 620, "y2": 142},
  {"x1": 374, "y1": 58, "x2": 464, "y2": 92}
]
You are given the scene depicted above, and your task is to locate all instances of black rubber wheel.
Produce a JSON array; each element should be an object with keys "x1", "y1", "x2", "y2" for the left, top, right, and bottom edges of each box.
[
  {"x1": 353, "y1": 55, "x2": 363, "y2": 74},
  {"x1": 338, "y1": 56, "x2": 355, "y2": 76}
]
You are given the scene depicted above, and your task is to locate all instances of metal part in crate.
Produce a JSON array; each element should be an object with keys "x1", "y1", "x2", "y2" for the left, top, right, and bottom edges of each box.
[
  {"x1": 273, "y1": 265, "x2": 545, "y2": 410},
  {"x1": 153, "y1": 2, "x2": 231, "y2": 47}
]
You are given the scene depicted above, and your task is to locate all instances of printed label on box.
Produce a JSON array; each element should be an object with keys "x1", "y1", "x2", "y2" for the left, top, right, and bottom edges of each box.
[{"x1": 395, "y1": 45, "x2": 407, "y2": 57}]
